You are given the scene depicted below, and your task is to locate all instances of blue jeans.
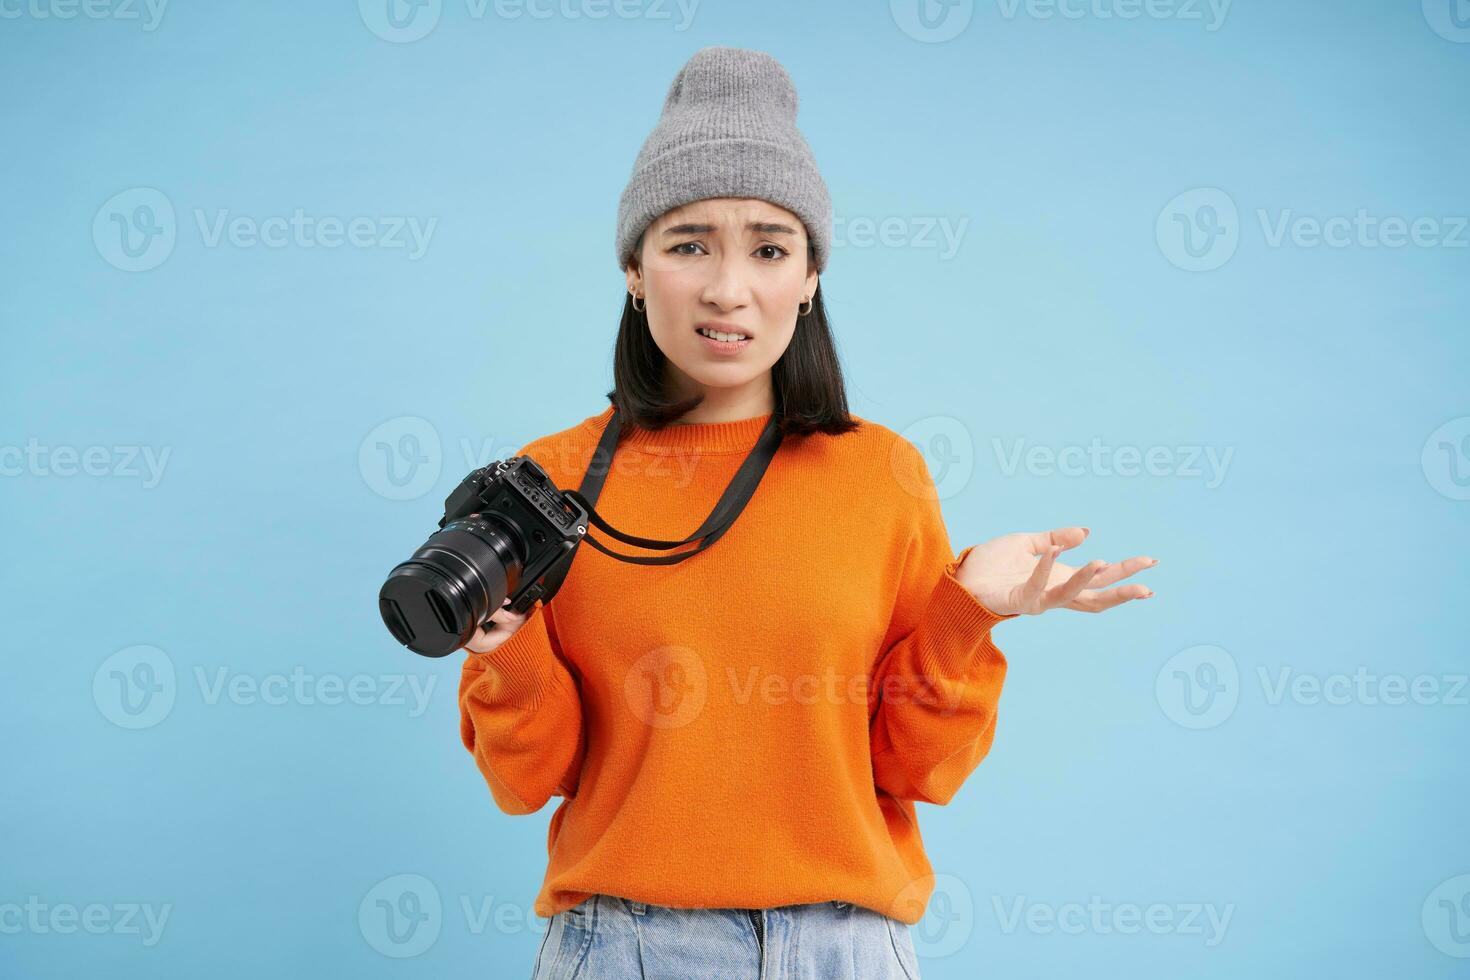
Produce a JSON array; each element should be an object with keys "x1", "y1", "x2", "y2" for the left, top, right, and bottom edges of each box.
[{"x1": 530, "y1": 894, "x2": 922, "y2": 979}]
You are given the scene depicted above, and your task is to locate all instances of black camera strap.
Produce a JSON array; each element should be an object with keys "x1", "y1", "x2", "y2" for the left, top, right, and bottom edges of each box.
[{"x1": 537, "y1": 404, "x2": 785, "y2": 603}]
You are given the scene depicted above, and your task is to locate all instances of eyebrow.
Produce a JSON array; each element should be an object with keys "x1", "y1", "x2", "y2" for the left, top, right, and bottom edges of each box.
[{"x1": 661, "y1": 221, "x2": 799, "y2": 237}]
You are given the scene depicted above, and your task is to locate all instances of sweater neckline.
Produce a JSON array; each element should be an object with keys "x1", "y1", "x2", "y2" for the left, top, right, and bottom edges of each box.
[{"x1": 586, "y1": 404, "x2": 776, "y2": 455}]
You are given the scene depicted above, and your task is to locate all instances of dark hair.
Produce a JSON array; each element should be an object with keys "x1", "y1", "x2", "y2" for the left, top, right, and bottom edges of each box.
[{"x1": 606, "y1": 245, "x2": 861, "y2": 440}]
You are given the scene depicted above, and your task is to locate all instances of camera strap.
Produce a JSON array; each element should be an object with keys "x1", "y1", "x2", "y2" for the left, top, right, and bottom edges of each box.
[{"x1": 538, "y1": 404, "x2": 785, "y2": 603}]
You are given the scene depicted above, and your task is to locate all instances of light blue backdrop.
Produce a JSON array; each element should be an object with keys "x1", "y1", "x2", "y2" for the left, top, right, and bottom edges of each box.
[{"x1": 3, "y1": 1, "x2": 1467, "y2": 977}]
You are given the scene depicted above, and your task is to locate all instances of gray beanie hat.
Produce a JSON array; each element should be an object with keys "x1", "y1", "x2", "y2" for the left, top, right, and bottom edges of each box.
[{"x1": 615, "y1": 46, "x2": 832, "y2": 274}]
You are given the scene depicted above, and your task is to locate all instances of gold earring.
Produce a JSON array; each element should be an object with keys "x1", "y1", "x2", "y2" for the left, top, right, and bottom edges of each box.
[
  {"x1": 631, "y1": 291, "x2": 645, "y2": 313},
  {"x1": 798, "y1": 297, "x2": 813, "y2": 317}
]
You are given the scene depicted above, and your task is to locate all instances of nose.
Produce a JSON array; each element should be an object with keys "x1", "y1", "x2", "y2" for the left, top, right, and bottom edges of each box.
[{"x1": 698, "y1": 251, "x2": 752, "y2": 312}]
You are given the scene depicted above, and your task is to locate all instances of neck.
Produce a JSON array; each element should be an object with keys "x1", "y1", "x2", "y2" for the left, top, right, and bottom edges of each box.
[{"x1": 668, "y1": 371, "x2": 776, "y2": 425}]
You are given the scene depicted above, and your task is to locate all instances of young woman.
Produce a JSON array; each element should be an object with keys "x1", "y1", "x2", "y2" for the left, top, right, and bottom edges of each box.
[{"x1": 458, "y1": 46, "x2": 1155, "y2": 980}]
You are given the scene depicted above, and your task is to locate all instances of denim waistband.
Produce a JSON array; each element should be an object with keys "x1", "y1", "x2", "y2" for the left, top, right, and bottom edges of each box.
[{"x1": 619, "y1": 898, "x2": 850, "y2": 916}]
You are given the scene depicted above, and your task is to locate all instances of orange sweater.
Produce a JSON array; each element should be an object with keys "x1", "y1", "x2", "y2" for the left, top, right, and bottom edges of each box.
[{"x1": 458, "y1": 404, "x2": 1016, "y2": 925}]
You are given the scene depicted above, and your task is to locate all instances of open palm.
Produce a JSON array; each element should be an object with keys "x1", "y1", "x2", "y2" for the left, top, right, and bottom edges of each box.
[{"x1": 956, "y1": 526, "x2": 1156, "y2": 616}]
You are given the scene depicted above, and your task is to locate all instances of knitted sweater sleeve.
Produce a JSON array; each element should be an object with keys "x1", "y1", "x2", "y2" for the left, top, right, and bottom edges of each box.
[
  {"x1": 459, "y1": 597, "x2": 585, "y2": 815},
  {"x1": 457, "y1": 443, "x2": 586, "y2": 816},
  {"x1": 868, "y1": 438, "x2": 1018, "y2": 806}
]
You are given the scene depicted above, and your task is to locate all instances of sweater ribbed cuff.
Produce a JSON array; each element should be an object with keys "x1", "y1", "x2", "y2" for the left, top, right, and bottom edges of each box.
[
  {"x1": 466, "y1": 603, "x2": 567, "y2": 709},
  {"x1": 913, "y1": 546, "x2": 1018, "y2": 681}
]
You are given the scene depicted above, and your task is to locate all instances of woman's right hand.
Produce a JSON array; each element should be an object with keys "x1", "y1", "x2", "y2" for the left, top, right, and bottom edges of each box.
[{"x1": 462, "y1": 598, "x2": 533, "y2": 655}]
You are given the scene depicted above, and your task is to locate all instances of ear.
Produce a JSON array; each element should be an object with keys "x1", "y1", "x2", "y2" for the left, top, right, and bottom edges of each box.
[{"x1": 625, "y1": 258, "x2": 641, "y2": 297}]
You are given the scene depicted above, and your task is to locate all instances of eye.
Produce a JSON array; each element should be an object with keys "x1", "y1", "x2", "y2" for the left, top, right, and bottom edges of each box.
[
  {"x1": 669, "y1": 242, "x2": 706, "y2": 256},
  {"x1": 754, "y1": 244, "x2": 789, "y2": 262}
]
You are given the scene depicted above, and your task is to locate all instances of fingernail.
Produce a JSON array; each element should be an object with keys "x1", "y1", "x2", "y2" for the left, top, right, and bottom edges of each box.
[
  {"x1": 1150, "y1": 559, "x2": 1159, "y2": 567},
  {"x1": 1141, "y1": 591, "x2": 1154, "y2": 598},
  {"x1": 1081, "y1": 527, "x2": 1091, "y2": 535}
]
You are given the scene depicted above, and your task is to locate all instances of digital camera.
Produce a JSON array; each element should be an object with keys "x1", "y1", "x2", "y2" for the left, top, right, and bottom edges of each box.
[{"x1": 378, "y1": 456, "x2": 588, "y2": 658}]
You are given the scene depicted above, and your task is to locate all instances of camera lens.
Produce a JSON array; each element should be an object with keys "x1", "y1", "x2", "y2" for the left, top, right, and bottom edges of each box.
[{"x1": 378, "y1": 518, "x2": 524, "y2": 657}]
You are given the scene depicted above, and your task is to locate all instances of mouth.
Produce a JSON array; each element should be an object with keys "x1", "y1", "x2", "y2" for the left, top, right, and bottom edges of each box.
[{"x1": 695, "y1": 324, "x2": 754, "y2": 353}]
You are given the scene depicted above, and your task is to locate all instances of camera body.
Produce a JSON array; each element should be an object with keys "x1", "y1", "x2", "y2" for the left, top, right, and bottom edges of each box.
[{"x1": 378, "y1": 455, "x2": 588, "y2": 657}]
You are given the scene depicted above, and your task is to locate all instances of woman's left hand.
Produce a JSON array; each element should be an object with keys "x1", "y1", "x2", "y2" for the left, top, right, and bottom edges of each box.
[{"x1": 954, "y1": 526, "x2": 1157, "y2": 616}]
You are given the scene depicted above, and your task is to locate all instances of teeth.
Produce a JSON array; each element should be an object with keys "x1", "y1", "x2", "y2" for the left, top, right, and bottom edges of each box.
[{"x1": 698, "y1": 327, "x2": 748, "y2": 343}]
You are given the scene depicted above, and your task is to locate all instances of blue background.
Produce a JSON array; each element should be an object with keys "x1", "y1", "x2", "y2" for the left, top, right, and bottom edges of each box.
[{"x1": 3, "y1": 1, "x2": 1468, "y2": 977}]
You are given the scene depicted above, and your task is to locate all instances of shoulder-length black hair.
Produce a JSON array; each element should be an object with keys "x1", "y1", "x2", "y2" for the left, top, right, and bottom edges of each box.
[{"x1": 605, "y1": 249, "x2": 862, "y2": 439}]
